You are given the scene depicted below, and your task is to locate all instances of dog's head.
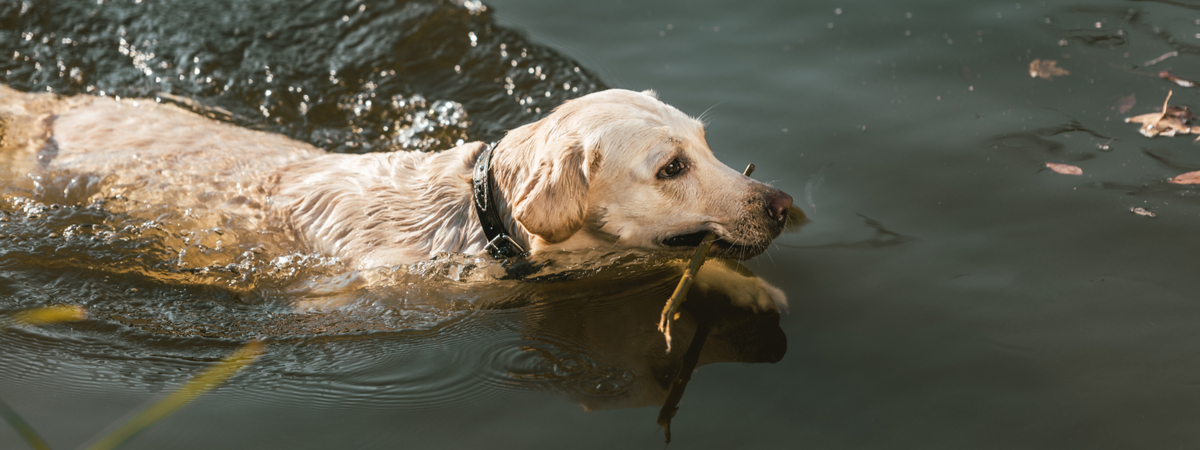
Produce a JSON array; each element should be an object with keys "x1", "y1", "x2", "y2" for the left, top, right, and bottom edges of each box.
[{"x1": 492, "y1": 89, "x2": 801, "y2": 260}]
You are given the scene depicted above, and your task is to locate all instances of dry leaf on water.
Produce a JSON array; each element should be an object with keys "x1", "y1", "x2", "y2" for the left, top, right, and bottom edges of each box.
[
  {"x1": 1126, "y1": 108, "x2": 1197, "y2": 137},
  {"x1": 1168, "y1": 170, "x2": 1200, "y2": 184},
  {"x1": 1029, "y1": 59, "x2": 1069, "y2": 80},
  {"x1": 1159, "y1": 71, "x2": 1197, "y2": 87},
  {"x1": 1124, "y1": 90, "x2": 1200, "y2": 137},
  {"x1": 1131, "y1": 207, "x2": 1157, "y2": 217},
  {"x1": 1045, "y1": 162, "x2": 1083, "y2": 175}
]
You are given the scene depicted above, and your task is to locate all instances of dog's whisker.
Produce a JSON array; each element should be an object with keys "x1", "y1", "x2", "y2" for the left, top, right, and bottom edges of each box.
[{"x1": 696, "y1": 101, "x2": 722, "y2": 126}]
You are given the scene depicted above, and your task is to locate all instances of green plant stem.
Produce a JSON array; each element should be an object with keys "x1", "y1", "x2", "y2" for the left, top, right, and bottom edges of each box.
[{"x1": 0, "y1": 396, "x2": 52, "y2": 450}]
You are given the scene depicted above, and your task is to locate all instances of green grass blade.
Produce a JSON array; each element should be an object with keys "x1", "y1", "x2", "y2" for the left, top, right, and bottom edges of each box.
[
  {"x1": 0, "y1": 396, "x2": 52, "y2": 450},
  {"x1": 84, "y1": 340, "x2": 265, "y2": 450},
  {"x1": 3, "y1": 305, "x2": 87, "y2": 328}
]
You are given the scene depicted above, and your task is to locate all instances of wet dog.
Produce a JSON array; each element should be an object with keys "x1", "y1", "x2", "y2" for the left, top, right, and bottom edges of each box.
[{"x1": 0, "y1": 86, "x2": 799, "y2": 311}]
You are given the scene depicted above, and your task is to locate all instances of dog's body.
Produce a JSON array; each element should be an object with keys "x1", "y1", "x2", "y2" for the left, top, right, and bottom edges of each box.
[{"x1": 0, "y1": 85, "x2": 796, "y2": 310}]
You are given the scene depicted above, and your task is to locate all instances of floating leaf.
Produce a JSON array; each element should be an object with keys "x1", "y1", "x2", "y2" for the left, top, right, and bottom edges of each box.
[
  {"x1": 1045, "y1": 162, "x2": 1083, "y2": 175},
  {"x1": 1159, "y1": 70, "x2": 1197, "y2": 87},
  {"x1": 1124, "y1": 90, "x2": 1199, "y2": 137},
  {"x1": 1169, "y1": 170, "x2": 1200, "y2": 184},
  {"x1": 1029, "y1": 59, "x2": 1069, "y2": 80},
  {"x1": 1131, "y1": 207, "x2": 1157, "y2": 217},
  {"x1": 1117, "y1": 94, "x2": 1136, "y2": 114}
]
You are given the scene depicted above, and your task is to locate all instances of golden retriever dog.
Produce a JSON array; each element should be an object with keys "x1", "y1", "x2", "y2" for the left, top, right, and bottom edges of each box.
[{"x1": 0, "y1": 85, "x2": 798, "y2": 311}]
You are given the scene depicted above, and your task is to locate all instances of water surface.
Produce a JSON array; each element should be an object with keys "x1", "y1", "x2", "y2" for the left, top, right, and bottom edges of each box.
[{"x1": 4, "y1": 0, "x2": 1200, "y2": 448}]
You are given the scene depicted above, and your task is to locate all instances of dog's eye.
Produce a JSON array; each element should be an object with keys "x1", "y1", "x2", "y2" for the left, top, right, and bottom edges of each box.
[{"x1": 657, "y1": 158, "x2": 685, "y2": 179}]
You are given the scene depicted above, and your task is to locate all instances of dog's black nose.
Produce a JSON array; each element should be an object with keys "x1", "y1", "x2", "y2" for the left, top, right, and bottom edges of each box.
[{"x1": 767, "y1": 191, "x2": 793, "y2": 226}]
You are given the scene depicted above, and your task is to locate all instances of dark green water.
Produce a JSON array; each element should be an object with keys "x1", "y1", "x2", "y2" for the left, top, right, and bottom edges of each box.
[{"x1": 4, "y1": 0, "x2": 1200, "y2": 448}]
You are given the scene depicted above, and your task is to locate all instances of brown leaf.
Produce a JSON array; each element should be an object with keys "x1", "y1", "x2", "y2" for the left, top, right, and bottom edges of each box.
[
  {"x1": 1123, "y1": 90, "x2": 1199, "y2": 137},
  {"x1": 1159, "y1": 70, "x2": 1197, "y2": 87},
  {"x1": 1118, "y1": 94, "x2": 1136, "y2": 113},
  {"x1": 1163, "y1": 105, "x2": 1195, "y2": 120},
  {"x1": 1169, "y1": 170, "x2": 1200, "y2": 184},
  {"x1": 1147, "y1": 116, "x2": 1193, "y2": 137},
  {"x1": 1125, "y1": 112, "x2": 1162, "y2": 124},
  {"x1": 1029, "y1": 59, "x2": 1069, "y2": 80},
  {"x1": 1046, "y1": 162, "x2": 1083, "y2": 175},
  {"x1": 1131, "y1": 207, "x2": 1157, "y2": 217}
]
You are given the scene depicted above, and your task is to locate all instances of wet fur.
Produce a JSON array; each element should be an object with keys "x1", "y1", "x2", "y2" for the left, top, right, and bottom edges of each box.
[{"x1": 0, "y1": 85, "x2": 792, "y2": 311}]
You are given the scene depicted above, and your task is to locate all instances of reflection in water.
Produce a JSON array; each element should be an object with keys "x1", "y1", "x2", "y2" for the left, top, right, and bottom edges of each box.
[
  {"x1": 1059, "y1": 24, "x2": 1127, "y2": 47},
  {"x1": 987, "y1": 120, "x2": 1108, "y2": 167},
  {"x1": 782, "y1": 214, "x2": 916, "y2": 250},
  {"x1": 1143, "y1": 148, "x2": 1200, "y2": 172},
  {"x1": 0, "y1": 252, "x2": 786, "y2": 434},
  {"x1": 487, "y1": 261, "x2": 786, "y2": 412},
  {"x1": 1093, "y1": 179, "x2": 1200, "y2": 200}
]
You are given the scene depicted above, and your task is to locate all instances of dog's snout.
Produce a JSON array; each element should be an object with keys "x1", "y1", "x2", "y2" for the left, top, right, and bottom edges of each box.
[{"x1": 767, "y1": 191, "x2": 793, "y2": 225}]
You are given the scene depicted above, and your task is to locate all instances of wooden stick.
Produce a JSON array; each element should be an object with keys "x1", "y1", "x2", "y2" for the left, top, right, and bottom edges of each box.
[
  {"x1": 657, "y1": 163, "x2": 754, "y2": 352},
  {"x1": 656, "y1": 315, "x2": 713, "y2": 444},
  {"x1": 654, "y1": 163, "x2": 756, "y2": 442}
]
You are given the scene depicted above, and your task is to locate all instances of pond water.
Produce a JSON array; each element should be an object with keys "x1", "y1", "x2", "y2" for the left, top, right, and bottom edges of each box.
[{"x1": 3, "y1": 0, "x2": 1200, "y2": 448}]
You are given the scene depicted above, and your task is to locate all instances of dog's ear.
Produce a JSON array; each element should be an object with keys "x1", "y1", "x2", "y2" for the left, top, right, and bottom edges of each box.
[{"x1": 510, "y1": 140, "x2": 593, "y2": 244}]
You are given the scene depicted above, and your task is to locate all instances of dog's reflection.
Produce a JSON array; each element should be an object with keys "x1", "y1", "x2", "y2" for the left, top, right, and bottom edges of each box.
[
  {"x1": 485, "y1": 258, "x2": 787, "y2": 412},
  {"x1": 286, "y1": 250, "x2": 787, "y2": 414}
]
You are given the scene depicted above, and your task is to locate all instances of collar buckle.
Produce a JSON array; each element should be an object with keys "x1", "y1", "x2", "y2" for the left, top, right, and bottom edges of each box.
[{"x1": 484, "y1": 234, "x2": 525, "y2": 260}]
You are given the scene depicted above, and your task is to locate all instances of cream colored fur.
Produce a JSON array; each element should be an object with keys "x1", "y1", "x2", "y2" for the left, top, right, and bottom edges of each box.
[{"x1": 0, "y1": 85, "x2": 790, "y2": 311}]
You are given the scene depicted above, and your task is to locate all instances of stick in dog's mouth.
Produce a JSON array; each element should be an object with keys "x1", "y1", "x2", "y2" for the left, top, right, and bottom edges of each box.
[
  {"x1": 660, "y1": 206, "x2": 807, "y2": 256},
  {"x1": 662, "y1": 230, "x2": 758, "y2": 258},
  {"x1": 662, "y1": 230, "x2": 719, "y2": 247}
]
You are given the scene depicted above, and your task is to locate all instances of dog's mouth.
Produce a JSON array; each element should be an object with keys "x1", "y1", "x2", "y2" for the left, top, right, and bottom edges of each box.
[
  {"x1": 662, "y1": 230, "x2": 712, "y2": 247},
  {"x1": 661, "y1": 230, "x2": 764, "y2": 260}
]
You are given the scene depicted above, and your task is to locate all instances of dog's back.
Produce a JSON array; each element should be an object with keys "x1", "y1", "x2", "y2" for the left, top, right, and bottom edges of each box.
[
  {"x1": 0, "y1": 85, "x2": 489, "y2": 268},
  {"x1": 2, "y1": 86, "x2": 321, "y2": 206}
]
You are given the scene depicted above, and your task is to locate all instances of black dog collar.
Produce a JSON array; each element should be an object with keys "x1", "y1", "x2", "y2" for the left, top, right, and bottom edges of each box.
[{"x1": 472, "y1": 142, "x2": 527, "y2": 259}]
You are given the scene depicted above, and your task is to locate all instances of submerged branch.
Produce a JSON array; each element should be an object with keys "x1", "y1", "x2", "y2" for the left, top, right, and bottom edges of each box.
[{"x1": 656, "y1": 315, "x2": 713, "y2": 444}]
